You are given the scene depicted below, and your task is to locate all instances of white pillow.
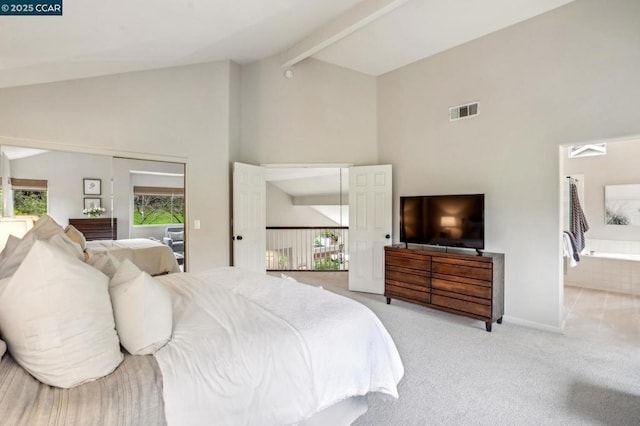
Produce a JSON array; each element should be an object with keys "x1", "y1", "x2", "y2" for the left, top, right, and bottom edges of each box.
[
  {"x1": 0, "y1": 276, "x2": 6, "y2": 362},
  {"x1": 0, "y1": 215, "x2": 83, "y2": 279},
  {"x1": 0, "y1": 234, "x2": 22, "y2": 274},
  {"x1": 29, "y1": 214, "x2": 63, "y2": 239},
  {"x1": 0, "y1": 240, "x2": 122, "y2": 388},
  {"x1": 65, "y1": 224, "x2": 87, "y2": 251},
  {"x1": 87, "y1": 251, "x2": 121, "y2": 278},
  {"x1": 109, "y1": 259, "x2": 172, "y2": 355},
  {"x1": 1, "y1": 234, "x2": 21, "y2": 257},
  {"x1": 0, "y1": 339, "x2": 6, "y2": 361}
]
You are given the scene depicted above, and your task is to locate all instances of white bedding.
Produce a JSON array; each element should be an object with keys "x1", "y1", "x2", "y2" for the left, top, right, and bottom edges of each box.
[
  {"x1": 154, "y1": 267, "x2": 404, "y2": 425},
  {"x1": 85, "y1": 238, "x2": 180, "y2": 276}
]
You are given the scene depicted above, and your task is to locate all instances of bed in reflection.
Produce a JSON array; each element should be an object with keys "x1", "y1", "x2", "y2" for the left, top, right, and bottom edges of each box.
[
  {"x1": 62, "y1": 217, "x2": 180, "y2": 276},
  {"x1": 84, "y1": 238, "x2": 180, "y2": 276}
]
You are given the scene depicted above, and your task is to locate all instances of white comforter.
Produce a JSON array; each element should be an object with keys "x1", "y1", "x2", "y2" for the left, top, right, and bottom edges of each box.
[
  {"x1": 85, "y1": 238, "x2": 180, "y2": 276},
  {"x1": 154, "y1": 267, "x2": 404, "y2": 426}
]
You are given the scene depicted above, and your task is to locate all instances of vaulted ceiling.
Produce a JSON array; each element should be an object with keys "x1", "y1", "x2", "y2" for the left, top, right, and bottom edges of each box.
[{"x1": 0, "y1": 0, "x2": 574, "y2": 88}]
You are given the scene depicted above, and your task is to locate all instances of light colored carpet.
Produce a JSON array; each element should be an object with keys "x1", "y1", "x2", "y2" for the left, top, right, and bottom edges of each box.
[{"x1": 271, "y1": 272, "x2": 640, "y2": 426}]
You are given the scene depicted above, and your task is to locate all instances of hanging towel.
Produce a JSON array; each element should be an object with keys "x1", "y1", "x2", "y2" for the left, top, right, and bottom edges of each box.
[
  {"x1": 563, "y1": 231, "x2": 579, "y2": 267},
  {"x1": 569, "y1": 182, "x2": 589, "y2": 253}
]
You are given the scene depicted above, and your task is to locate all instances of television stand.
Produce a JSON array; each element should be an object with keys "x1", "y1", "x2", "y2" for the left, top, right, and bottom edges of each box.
[
  {"x1": 384, "y1": 246, "x2": 504, "y2": 331},
  {"x1": 475, "y1": 248, "x2": 483, "y2": 256}
]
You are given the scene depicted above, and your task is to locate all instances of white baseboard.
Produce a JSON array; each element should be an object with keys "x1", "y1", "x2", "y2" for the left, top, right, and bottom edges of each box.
[{"x1": 502, "y1": 315, "x2": 565, "y2": 334}]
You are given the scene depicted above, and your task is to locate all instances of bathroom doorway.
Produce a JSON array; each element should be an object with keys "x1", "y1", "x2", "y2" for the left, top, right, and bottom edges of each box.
[{"x1": 560, "y1": 137, "x2": 640, "y2": 342}]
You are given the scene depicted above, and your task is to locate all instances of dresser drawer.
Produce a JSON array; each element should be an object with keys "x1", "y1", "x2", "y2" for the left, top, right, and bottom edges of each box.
[
  {"x1": 432, "y1": 261, "x2": 491, "y2": 281},
  {"x1": 385, "y1": 251, "x2": 431, "y2": 271},
  {"x1": 431, "y1": 277, "x2": 491, "y2": 299},
  {"x1": 386, "y1": 267, "x2": 429, "y2": 287},
  {"x1": 385, "y1": 282, "x2": 431, "y2": 304},
  {"x1": 69, "y1": 218, "x2": 117, "y2": 241},
  {"x1": 431, "y1": 294, "x2": 491, "y2": 318}
]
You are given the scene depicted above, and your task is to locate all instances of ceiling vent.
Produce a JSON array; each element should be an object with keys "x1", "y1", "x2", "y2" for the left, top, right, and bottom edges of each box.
[{"x1": 449, "y1": 101, "x2": 479, "y2": 121}]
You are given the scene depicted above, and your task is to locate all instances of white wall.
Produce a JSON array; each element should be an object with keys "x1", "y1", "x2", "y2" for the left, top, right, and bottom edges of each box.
[
  {"x1": 562, "y1": 138, "x2": 640, "y2": 241},
  {"x1": 9, "y1": 150, "x2": 111, "y2": 225},
  {"x1": 377, "y1": 0, "x2": 640, "y2": 330},
  {"x1": 266, "y1": 183, "x2": 339, "y2": 227},
  {"x1": 0, "y1": 61, "x2": 237, "y2": 271},
  {"x1": 240, "y1": 56, "x2": 378, "y2": 165}
]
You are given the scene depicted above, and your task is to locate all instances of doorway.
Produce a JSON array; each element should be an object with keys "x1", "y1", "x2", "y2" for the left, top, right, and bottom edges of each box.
[
  {"x1": 233, "y1": 162, "x2": 393, "y2": 294},
  {"x1": 560, "y1": 138, "x2": 640, "y2": 342},
  {"x1": 264, "y1": 165, "x2": 349, "y2": 272}
]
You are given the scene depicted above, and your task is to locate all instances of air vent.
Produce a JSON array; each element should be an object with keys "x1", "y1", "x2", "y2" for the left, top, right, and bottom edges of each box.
[{"x1": 449, "y1": 101, "x2": 479, "y2": 121}]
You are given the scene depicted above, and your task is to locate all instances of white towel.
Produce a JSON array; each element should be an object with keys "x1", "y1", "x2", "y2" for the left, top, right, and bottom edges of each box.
[{"x1": 563, "y1": 232, "x2": 577, "y2": 268}]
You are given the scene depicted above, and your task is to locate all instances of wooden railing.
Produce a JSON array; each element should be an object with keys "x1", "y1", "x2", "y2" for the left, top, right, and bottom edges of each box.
[{"x1": 266, "y1": 226, "x2": 348, "y2": 271}]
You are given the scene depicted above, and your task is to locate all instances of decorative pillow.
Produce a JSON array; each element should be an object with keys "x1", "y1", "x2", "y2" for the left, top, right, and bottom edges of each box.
[
  {"x1": 109, "y1": 259, "x2": 172, "y2": 355},
  {"x1": 1, "y1": 234, "x2": 21, "y2": 257},
  {"x1": 0, "y1": 234, "x2": 22, "y2": 274},
  {"x1": 168, "y1": 231, "x2": 184, "y2": 242},
  {"x1": 65, "y1": 224, "x2": 87, "y2": 251},
  {"x1": 0, "y1": 215, "x2": 84, "y2": 279},
  {"x1": 28, "y1": 214, "x2": 63, "y2": 239},
  {"x1": 87, "y1": 251, "x2": 121, "y2": 279},
  {"x1": 0, "y1": 240, "x2": 122, "y2": 388}
]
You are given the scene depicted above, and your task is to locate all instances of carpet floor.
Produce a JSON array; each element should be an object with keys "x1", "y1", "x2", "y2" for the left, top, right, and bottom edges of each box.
[{"x1": 270, "y1": 271, "x2": 640, "y2": 426}]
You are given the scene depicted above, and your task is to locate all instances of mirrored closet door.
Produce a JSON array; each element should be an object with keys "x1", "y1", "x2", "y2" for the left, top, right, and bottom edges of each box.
[{"x1": 0, "y1": 145, "x2": 186, "y2": 270}]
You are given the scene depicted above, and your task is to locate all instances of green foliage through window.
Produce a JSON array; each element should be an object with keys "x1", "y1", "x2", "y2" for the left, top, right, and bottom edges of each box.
[
  {"x1": 0, "y1": 189, "x2": 47, "y2": 216},
  {"x1": 15, "y1": 190, "x2": 47, "y2": 216},
  {"x1": 133, "y1": 194, "x2": 184, "y2": 225},
  {"x1": 314, "y1": 258, "x2": 341, "y2": 270}
]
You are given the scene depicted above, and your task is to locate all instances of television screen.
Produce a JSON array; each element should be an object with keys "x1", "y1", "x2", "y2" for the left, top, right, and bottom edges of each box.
[{"x1": 400, "y1": 194, "x2": 484, "y2": 249}]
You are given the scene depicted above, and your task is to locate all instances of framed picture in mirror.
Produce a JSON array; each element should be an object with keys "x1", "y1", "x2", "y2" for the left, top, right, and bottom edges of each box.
[
  {"x1": 83, "y1": 178, "x2": 101, "y2": 195},
  {"x1": 84, "y1": 198, "x2": 101, "y2": 210}
]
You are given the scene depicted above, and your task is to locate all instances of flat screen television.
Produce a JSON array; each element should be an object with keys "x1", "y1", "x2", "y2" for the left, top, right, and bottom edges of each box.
[{"x1": 400, "y1": 194, "x2": 485, "y2": 250}]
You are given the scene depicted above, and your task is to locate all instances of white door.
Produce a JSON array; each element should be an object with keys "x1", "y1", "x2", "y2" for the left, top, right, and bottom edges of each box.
[
  {"x1": 232, "y1": 162, "x2": 266, "y2": 273},
  {"x1": 348, "y1": 165, "x2": 393, "y2": 294}
]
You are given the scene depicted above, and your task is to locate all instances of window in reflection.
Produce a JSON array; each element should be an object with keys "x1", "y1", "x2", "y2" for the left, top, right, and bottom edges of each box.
[
  {"x1": 133, "y1": 185, "x2": 184, "y2": 226},
  {"x1": 0, "y1": 147, "x2": 187, "y2": 271},
  {"x1": 1, "y1": 178, "x2": 49, "y2": 216}
]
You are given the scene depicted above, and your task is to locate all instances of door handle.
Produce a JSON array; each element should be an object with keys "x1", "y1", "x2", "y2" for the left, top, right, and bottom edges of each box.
[
  {"x1": 234, "y1": 235, "x2": 243, "y2": 241},
  {"x1": 385, "y1": 234, "x2": 391, "y2": 239}
]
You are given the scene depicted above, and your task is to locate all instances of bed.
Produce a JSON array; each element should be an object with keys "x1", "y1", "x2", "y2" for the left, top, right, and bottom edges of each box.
[
  {"x1": 0, "y1": 215, "x2": 404, "y2": 425},
  {"x1": 85, "y1": 238, "x2": 181, "y2": 276}
]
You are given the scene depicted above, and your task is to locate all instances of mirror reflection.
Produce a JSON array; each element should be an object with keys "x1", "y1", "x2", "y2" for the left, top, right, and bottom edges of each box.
[{"x1": 0, "y1": 146, "x2": 186, "y2": 272}]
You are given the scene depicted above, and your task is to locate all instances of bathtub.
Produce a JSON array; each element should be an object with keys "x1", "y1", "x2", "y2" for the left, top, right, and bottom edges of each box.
[
  {"x1": 584, "y1": 252, "x2": 640, "y2": 261},
  {"x1": 564, "y1": 245, "x2": 640, "y2": 295}
]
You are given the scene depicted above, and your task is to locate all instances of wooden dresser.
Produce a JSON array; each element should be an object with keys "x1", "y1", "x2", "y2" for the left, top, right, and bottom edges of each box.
[
  {"x1": 68, "y1": 218, "x2": 117, "y2": 241},
  {"x1": 385, "y1": 245, "x2": 504, "y2": 331}
]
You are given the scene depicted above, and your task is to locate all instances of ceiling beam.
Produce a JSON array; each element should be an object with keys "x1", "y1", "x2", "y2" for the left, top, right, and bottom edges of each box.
[{"x1": 280, "y1": 0, "x2": 410, "y2": 68}]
